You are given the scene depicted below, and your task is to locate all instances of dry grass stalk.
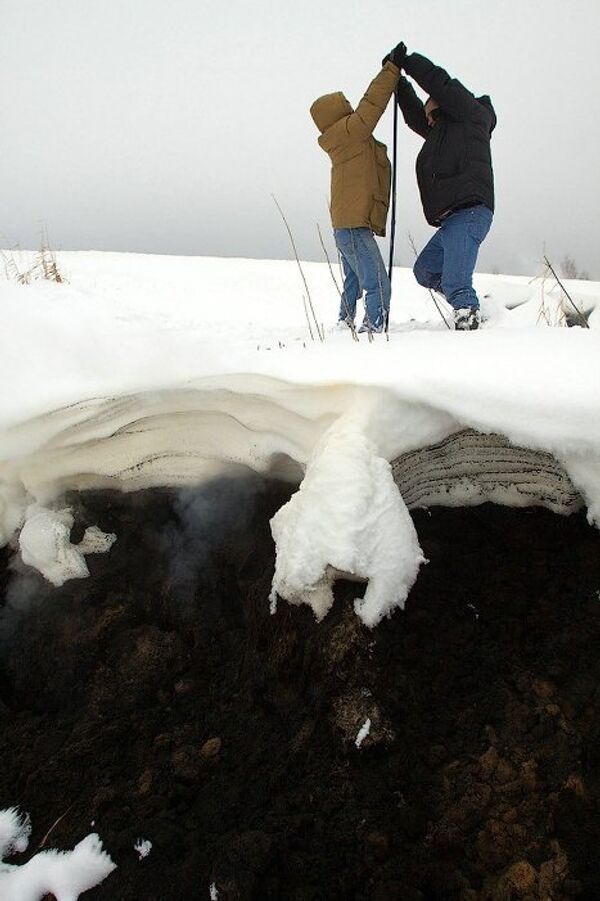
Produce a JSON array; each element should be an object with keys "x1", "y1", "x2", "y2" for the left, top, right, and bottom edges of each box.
[
  {"x1": 37, "y1": 803, "x2": 74, "y2": 850},
  {"x1": 1, "y1": 247, "x2": 36, "y2": 284},
  {"x1": 36, "y1": 224, "x2": 65, "y2": 283},
  {"x1": 302, "y1": 295, "x2": 314, "y2": 342},
  {"x1": 1, "y1": 226, "x2": 66, "y2": 284},
  {"x1": 543, "y1": 255, "x2": 589, "y2": 328},
  {"x1": 272, "y1": 195, "x2": 323, "y2": 342},
  {"x1": 534, "y1": 264, "x2": 567, "y2": 328},
  {"x1": 408, "y1": 232, "x2": 452, "y2": 329}
]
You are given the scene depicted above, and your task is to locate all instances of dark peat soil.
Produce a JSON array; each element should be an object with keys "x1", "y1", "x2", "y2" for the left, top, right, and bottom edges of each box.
[{"x1": 1, "y1": 479, "x2": 600, "y2": 900}]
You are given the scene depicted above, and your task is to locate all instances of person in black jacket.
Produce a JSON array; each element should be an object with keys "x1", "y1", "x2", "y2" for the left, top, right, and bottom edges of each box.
[{"x1": 388, "y1": 44, "x2": 496, "y2": 330}]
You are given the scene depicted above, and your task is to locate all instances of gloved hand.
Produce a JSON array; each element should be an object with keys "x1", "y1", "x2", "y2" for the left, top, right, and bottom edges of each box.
[{"x1": 382, "y1": 41, "x2": 407, "y2": 70}]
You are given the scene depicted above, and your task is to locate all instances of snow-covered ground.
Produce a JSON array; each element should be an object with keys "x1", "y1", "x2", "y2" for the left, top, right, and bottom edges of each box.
[{"x1": 1, "y1": 250, "x2": 599, "y2": 629}]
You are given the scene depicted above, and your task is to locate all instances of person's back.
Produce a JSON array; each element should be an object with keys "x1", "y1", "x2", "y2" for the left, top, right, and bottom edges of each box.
[
  {"x1": 310, "y1": 53, "x2": 402, "y2": 333},
  {"x1": 310, "y1": 63, "x2": 399, "y2": 238}
]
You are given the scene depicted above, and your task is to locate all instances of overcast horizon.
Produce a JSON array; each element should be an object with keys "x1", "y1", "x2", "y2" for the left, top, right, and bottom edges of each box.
[{"x1": 2, "y1": 0, "x2": 599, "y2": 278}]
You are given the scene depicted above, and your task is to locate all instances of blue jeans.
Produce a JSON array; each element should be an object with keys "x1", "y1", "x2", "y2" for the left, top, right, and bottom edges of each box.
[
  {"x1": 334, "y1": 227, "x2": 391, "y2": 329},
  {"x1": 413, "y1": 204, "x2": 493, "y2": 310}
]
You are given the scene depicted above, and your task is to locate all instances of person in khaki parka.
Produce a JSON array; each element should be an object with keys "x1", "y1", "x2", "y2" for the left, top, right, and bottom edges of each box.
[{"x1": 310, "y1": 43, "x2": 405, "y2": 333}]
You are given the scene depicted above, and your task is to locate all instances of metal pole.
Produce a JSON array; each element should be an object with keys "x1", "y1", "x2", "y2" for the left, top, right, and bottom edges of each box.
[
  {"x1": 385, "y1": 90, "x2": 399, "y2": 335},
  {"x1": 387, "y1": 91, "x2": 399, "y2": 284}
]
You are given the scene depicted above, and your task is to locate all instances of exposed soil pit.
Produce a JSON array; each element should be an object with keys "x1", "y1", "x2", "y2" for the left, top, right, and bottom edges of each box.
[{"x1": 1, "y1": 479, "x2": 600, "y2": 900}]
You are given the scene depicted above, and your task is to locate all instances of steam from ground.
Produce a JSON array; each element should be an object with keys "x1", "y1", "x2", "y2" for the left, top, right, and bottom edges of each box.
[
  {"x1": 0, "y1": 476, "x2": 270, "y2": 710},
  {"x1": 160, "y1": 475, "x2": 267, "y2": 622},
  {"x1": 0, "y1": 476, "x2": 266, "y2": 636},
  {"x1": 0, "y1": 562, "x2": 51, "y2": 651}
]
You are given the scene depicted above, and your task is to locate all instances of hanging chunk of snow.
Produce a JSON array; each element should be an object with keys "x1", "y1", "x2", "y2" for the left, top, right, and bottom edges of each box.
[
  {"x1": 133, "y1": 838, "x2": 152, "y2": 860},
  {"x1": 77, "y1": 525, "x2": 117, "y2": 555},
  {"x1": 269, "y1": 413, "x2": 426, "y2": 627},
  {"x1": 18, "y1": 504, "x2": 116, "y2": 586},
  {"x1": 209, "y1": 882, "x2": 219, "y2": 900},
  {"x1": 0, "y1": 808, "x2": 116, "y2": 901},
  {"x1": 355, "y1": 718, "x2": 372, "y2": 748}
]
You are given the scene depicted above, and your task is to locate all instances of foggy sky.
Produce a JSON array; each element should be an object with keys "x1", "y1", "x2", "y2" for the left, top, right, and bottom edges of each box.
[{"x1": 2, "y1": 0, "x2": 599, "y2": 277}]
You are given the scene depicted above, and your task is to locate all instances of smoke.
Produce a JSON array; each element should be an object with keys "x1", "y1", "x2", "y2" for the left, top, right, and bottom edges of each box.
[
  {"x1": 5, "y1": 568, "x2": 43, "y2": 615},
  {"x1": 0, "y1": 564, "x2": 51, "y2": 652},
  {"x1": 159, "y1": 474, "x2": 267, "y2": 623},
  {"x1": 0, "y1": 475, "x2": 270, "y2": 691},
  {"x1": 0, "y1": 563, "x2": 53, "y2": 711}
]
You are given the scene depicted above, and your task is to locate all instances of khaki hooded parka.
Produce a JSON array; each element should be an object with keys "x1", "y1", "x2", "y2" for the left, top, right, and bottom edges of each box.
[{"x1": 310, "y1": 62, "x2": 400, "y2": 237}]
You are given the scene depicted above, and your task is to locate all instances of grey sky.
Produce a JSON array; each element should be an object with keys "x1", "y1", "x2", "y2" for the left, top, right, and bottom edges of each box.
[{"x1": 2, "y1": 0, "x2": 599, "y2": 277}]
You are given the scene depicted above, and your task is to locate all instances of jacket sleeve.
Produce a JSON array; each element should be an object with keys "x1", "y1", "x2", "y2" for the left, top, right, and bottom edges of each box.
[
  {"x1": 346, "y1": 62, "x2": 400, "y2": 139},
  {"x1": 402, "y1": 52, "x2": 482, "y2": 122},
  {"x1": 395, "y1": 76, "x2": 429, "y2": 138}
]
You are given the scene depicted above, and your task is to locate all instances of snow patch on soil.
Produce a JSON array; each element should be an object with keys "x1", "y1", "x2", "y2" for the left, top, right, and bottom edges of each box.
[
  {"x1": 0, "y1": 808, "x2": 115, "y2": 900},
  {"x1": 18, "y1": 505, "x2": 116, "y2": 586}
]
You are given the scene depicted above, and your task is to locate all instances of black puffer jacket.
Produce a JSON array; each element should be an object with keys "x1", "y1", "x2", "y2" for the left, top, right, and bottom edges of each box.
[{"x1": 396, "y1": 53, "x2": 496, "y2": 227}]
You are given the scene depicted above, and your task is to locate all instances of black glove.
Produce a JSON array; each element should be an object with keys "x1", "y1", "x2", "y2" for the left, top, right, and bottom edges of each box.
[{"x1": 382, "y1": 41, "x2": 407, "y2": 70}]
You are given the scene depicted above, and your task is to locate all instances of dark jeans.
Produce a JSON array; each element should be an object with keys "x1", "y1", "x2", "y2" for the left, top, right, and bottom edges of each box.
[{"x1": 413, "y1": 204, "x2": 493, "y2": 310}]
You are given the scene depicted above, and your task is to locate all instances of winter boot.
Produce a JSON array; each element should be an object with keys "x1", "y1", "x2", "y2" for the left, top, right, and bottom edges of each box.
[
  {"x1": 334, "y1": 317, "x2": 355, "y2": 331},
  {"x1": 453, "y1": 307, "x2": 481, "y2": 331}
]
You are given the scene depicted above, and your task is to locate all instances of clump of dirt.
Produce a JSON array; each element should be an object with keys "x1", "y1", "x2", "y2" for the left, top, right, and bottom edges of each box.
[{"x1": 1, "y1": 480, "x2": 600, "y2": 900}]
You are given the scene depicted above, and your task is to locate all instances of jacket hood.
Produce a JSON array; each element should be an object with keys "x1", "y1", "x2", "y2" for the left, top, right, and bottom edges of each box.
[
  {"x1": 310, "y1": 92, "x2": 353, "y2": 133},
  {"x1": 477, "y1": 95, "x2": 497, "y2": 133}
]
